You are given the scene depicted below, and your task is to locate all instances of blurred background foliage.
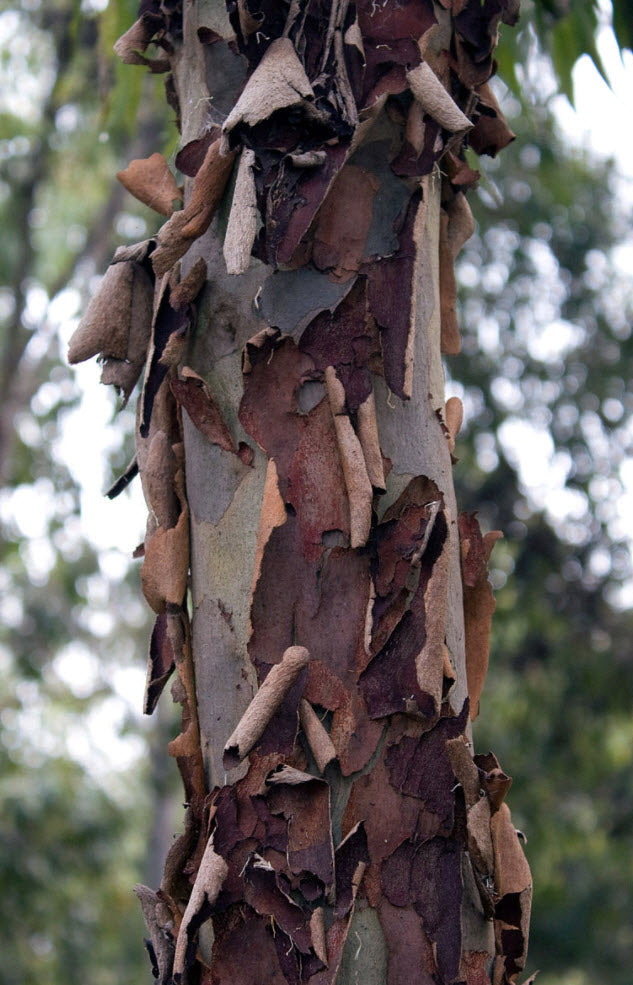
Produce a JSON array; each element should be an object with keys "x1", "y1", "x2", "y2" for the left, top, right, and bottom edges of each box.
[{"x1": 0, "y1": 1, "x2": 632, "y2": 983}]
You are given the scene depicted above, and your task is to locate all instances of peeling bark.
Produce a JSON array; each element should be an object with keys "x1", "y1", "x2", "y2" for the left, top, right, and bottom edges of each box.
[{"x1": 72, "y1": 1, "x2": 531, "y2": 982}]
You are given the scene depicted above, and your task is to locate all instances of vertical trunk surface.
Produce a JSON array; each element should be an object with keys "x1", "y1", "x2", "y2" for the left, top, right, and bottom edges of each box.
[{"x1": 71, "y1": 2, "x2": 532, "y2": 984}]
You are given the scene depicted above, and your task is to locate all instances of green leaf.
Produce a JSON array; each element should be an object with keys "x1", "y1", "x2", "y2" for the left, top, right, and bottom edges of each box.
[{"x1": 611, "y1": 0, "x2": 633, "y2": 52}]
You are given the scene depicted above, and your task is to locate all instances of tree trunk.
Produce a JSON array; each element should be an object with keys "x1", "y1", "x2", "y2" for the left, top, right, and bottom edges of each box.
[{"x1": 72, "y1": 2, "x2": 532, "y2": 983}]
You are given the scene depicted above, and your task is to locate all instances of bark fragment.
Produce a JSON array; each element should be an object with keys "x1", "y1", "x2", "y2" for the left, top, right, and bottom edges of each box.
[
  {"x1": 491, "y1": 804, "x2": 532, "y2": 985},
  {"x1": 459, "y1": 513, "x2": 503, "y2": 720},
  {"x1": 265, "y1": 765, "x2": 335, "y2": 892},
  {"x1": 173, "y1": 834, "x2": 228, "y2": 983},
  {"x1": 299, "y1": 699, "x2": 337, "y2": 773},
  {"x1": 67, "y1": 257, "x2": 153, "y2": 402},
  {"x1": 223, "y1": 646, "x2": 310, "y2": 769},
  {"x1": 222, "y1": 37, "x2": 314, "y2": 148},
  {"x1": 144, "y1": 610, "x2": 176, "y2": 715},
  {"x1": 152, "y1": 139, "x2": 236, "y2": 277},
  {"x1": 407, "y1": 61, "x2": 473, "y2": 134},
  {"x1": 312, "y1": 165, "x2": 379, "y2": 282},
  {"x1": 135, "y1": 884, "x2": 175, "y2": 985},
  {"x1": 324, "y1": 366, "x2": 373, "y2": 549},
  {"x1": 445, "y1": 395, "x2": 464, "y2": 455},
  {"x1": 117, "y1": 152, "x2": 182, "y2": 216},
  {"x1": 140, "y1": 461, "x2": 189, "y2": 612},
  {"x1": 113, "y1": 13, "x2": 171, "y2": 72},
  {"x1": 223, "y1": 148, "x2": 258, "y2": 275}
]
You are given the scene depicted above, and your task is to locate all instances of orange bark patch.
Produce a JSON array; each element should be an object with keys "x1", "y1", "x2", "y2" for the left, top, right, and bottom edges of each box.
[{"x1": 312, "y1": 165, "x2": 379, "y2": 282}]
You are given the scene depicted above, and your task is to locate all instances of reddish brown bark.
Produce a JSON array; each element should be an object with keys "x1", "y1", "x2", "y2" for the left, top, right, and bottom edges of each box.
[{"x1": 71, "y1": 2, "x2": 531, "y2": 983}]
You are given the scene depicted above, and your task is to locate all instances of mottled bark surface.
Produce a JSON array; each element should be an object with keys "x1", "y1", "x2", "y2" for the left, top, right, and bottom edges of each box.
[{"x1": 71, "y1": 2, "x2": 532, "y2": 983}]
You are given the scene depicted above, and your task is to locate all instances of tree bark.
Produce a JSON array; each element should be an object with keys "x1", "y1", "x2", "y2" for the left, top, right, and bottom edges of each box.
[{"x1": 73, "y1": 2, "x2": 532, "y2": 983}]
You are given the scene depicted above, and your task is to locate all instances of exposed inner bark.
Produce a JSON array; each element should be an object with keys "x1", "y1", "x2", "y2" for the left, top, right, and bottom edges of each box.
[{"x1": 70, "y1": 2, "x2": 531, "y2": 983}]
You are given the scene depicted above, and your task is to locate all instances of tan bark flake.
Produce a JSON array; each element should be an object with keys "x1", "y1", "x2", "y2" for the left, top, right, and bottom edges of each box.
[
  {"x1": 325, "y1": 366, "x2": 373, "y2": 548},
  {"x1": 223, "y1": 645, "x2": 310, "y2": 768},
  {"x1": 117, "y1": 153, "x2": 182, "y2": 216},
  {"x1": 407, "y1": 61, "x2": 473, "y2": 133},
  {"x1": 152, "y1": 140, "x2": 236, "y2": 277},
  {"x1": 222, "y1": 37, "x2": 314, "y2": 142}
]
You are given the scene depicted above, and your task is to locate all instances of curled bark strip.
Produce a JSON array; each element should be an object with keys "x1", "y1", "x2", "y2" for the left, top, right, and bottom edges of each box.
[
  {"x1": 467, "y1": 795, "x2": 494, "y2": 875},
  {"x1": 299, "y1": 699, "x2": 337, "y2": 773},
  {"x1": 143, "y1": 611, "x2": 175, "y2": 715},
  {"x1": 415, "y1": 532, "x2": 451, "y2": 718},
  {"x1": 446, "y1": 735, "x2": 481, "y2": 809},
  {"x1": 112, "y1": 239, "x2": 154, "y2": 265},
  {"x1": 310, "y1": 860, "x2": 367, "y2": 985},
  {"x1": 143, "y1": 429, "x2": 180, "y2": 529},
  {"x1": 152, "y1": 139, "x2": 236, "y2": 277},
  {"x1": 105, "y1": 454, "x2": 138, "y2": 499},
  {"x1": 139, "y1": 273, "x2": 191, "y2": 438},
  {"x1": 223, "y1": 645, "x2": 310, "y2": 768},
  {"x1": 222, "y1": 37, "x2": 314, "y2": 146},
  {"x1": 164, "y1": 609, "x2": 206, "y2": 809},
  {"x1": 171, "y1": 368, "x2": 237, "y2": 453},
  {"x1": 172, "y1": 835, "x2": 228, "y2": 984},
  {"x1": 325, "y1": 366, "x2": 373, "y2": 549},
  {"x1": 113, "y1": 13, "x2": 171, "y2": 72},
  {"x1": 490, "y1": 804, "x2": 532, "y2": 985},
  {"x1": 475, "y1": 752, "x2": 513, "y2": 812},
  {"x1": 170, "y1": 257, "x2": 207, "y2": 308},
  {"x1": 445, "y1": 395, "x2": 464, "y2": 454},
  {"x1": 486, "y1": 768, "x2": 513, "y2": 811},
  {"x1": 141, "y1": 475, "x2": 189, "y2": 613},
  {"x1": 439, "y1": 208, "x2": 462, "y2": 355},
  {"x1": 407, "y1": 61, "x2": 473, "y2": 133},
  {"x1": 160, "y1": 807, "x2": 202, "y2": 908},
  {"x1": 366, "y1": 187, "x2": 427, "y2": 400},
  {"x1": 310, "y1": 907, "x2": 328, "y2": 965},
  {"x1": 67, "y1": 258, "x2": 153, "y2": 402},
  {"x1": 290, "y1": 150, "x2": 328, "y2": 168},
  {"x1": 360, "y1": 478, "x2": 449, "y2": 722},
  {"x1": 439, "y1": 191, "x2": 475, "y2": 356},
  {"x1": 446, "y1": 191, "x2": 476, "y2": 257},
  {"x1": 223, "y1": 148, "x2": 258, "y2": 275},
  {"x1": 356, "y1": 388, "x2": 386, "y2": 491},
  {"x1": 333, "y1": 821, "x2": 370, "y2": 919},
  {"x1": 117, "y1": 153, "x2": 182, "y2": 217},
  {"x1": 135, "y1": 884, "x2": 175, "y2": 985},
  {"x1": 459, "y1": 514, "x2": 503, "y2": 719},
  {"x1": 470, "y1": 81, "x2": 516, "y2": 157},
  {"x1": 405, "y1": 99, "x2": 426, "y2": 156},
  {"x1": 68, "y1": 262, "x2": 136, "y2": 363}
]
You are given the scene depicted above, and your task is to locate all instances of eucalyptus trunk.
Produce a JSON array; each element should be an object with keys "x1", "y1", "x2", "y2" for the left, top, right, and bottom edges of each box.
[{"x1": 71, "y1": 2, "x2": 532, "y2": 983}]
